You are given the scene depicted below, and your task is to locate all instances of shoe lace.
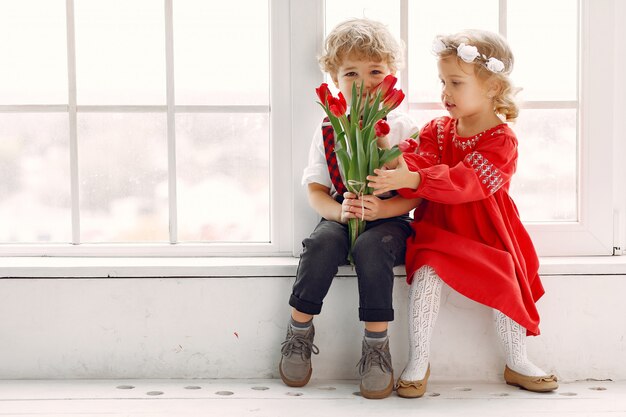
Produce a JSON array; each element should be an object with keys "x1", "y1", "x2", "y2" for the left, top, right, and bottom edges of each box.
[
  {"x1": 281, "y1": 332, "x2": 319, "y2": 361},
  {"x1": 357, "y1": 342, "x2": 393, "y2": 375}
]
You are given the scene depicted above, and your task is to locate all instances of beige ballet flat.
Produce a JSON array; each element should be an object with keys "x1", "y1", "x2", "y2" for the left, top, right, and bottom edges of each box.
[
  {"x1": 504, "y1": 365, "x2": 558, "y2": 392},
  {"x1": 396, "y1": 365, "x2": 430, "y2": 398}
]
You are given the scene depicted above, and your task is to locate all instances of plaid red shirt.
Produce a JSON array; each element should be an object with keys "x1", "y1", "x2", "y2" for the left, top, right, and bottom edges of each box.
[{"x1": 321, "y1": 117, "x2": 348, "y2": 196}]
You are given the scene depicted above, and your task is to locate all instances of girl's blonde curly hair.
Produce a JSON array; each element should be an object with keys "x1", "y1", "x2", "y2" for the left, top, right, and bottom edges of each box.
[
  {"x1": 435, "y1": 29, "x2": 521, "y2": 122},
  {"x1": 318, "y1": 18, "x2": 404, "y2": 76}
]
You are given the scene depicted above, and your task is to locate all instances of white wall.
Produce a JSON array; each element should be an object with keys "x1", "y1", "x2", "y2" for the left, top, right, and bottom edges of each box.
[{"x1": 1, "y1": 272, "x2": 625, "y2": 382}]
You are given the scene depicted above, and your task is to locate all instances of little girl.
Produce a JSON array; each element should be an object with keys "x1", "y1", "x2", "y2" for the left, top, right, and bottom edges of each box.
[{"x1": 367, "y1": 29, "x2": 558, "y2": 397}]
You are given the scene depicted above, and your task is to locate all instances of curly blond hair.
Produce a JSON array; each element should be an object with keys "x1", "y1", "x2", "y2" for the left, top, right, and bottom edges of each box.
[
  {"x1": 318, "y1": 18, "x2": 404, "y2": 76},
  {"x1": 435, "y1": 29, "x2": 521, "y2": 122}
]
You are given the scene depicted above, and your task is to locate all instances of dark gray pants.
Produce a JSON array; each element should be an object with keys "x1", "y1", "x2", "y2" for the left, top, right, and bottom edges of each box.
[{"x1": 289, "y1": 216, "x2": 412, "y2": 322}]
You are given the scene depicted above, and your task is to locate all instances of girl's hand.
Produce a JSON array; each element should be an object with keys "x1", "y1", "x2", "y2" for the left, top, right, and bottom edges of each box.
[
  {"x1": 383, "y1": 155, "x2": 399, "y2": 169},
  {"x1": 367, "y1": 155, "x2": 421, "y2": 196},
  {"x1": 342, "y1": 192, "x2": 386, "y2": 221},
  {"x1": 376, "y1": 135, "x2": 390, "y2": 150}
]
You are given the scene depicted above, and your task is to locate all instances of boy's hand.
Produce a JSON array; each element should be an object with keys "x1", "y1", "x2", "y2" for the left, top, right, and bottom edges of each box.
[
  {"x1": 340, "y1": 192, "x2": 357, "y2": 223},
  {"x1": 367, "y1": 155, "x2": 421, "y2": 196},
  {"x1": 341, "y1": 192, "x2": 386, "y2": 221}
]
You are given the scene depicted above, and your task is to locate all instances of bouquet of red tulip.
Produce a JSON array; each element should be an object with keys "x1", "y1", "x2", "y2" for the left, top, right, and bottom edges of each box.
[{"x1": 315, "y1": 74, "x2": 412, "y2": 262}]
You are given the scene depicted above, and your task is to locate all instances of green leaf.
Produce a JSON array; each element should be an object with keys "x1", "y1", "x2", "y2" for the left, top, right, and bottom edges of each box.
[
  {"x1": 367, "y1": 140, "x2": 379, "y2": 194},
  {"x1": 364, "y1": 91, "x2": 382, "y2": 125},
  {"x1": 354, "y1": 80, "x2": 364, "y2": 124},
  {"x1": 379, "y1": 146, "x2": 402, "y2": 166},
  {"x1": 368, "y1": 139, "x2": 380, "y2": 173},
  {"x1": 356, "y1": 128, "x2": 368, "y2": 182},
  {"x1": 349, "y1": 123, "x2": 357, "y2": 156},
  {"x1": 335, "y1": 147, "x2": 350, "y2": 179},
  {"x1": 350, "y1": 82, "x2": 359, "y2": 128},
  {"x1": 336, "y1": 131, "x2": 347, "y2": 149},
  {"x1": 362, "y1": 90, "x2": 372, "y2": 121},
  {"x1": 348, "y1": 154, "x2": 359, "y2": 193}
]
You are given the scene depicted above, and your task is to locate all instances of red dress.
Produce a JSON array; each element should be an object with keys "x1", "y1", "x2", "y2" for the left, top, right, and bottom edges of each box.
[{"x1": 398, "y1": 117, "x2": 544, "y2": 336}]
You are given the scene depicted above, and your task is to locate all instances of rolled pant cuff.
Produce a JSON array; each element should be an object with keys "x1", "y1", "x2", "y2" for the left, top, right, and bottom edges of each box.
[
  {"x1": 359, "y1": 308, "x2": 394, "y2": 322},
  {"x1": 289, "y1": 294, "x2": 323, "y2": 316}
]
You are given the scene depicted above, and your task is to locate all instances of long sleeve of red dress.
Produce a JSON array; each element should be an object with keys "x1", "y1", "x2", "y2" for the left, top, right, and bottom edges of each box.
[
  {"x1": 398, "y1": 117, "x2": 544, "y2": 336},
  {"x1": 398, "y1": 118, "x2": 518, "y2": 204}
]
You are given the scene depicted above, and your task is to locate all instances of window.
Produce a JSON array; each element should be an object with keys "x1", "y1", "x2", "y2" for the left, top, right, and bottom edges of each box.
[
  {"x1": 0, "y1": 0, "x2": 289, "y2": 256},
  {"x1": 0, "y1": 0, "x2": 620, "y2": 258},
  {"x1": 319, "y1": 0, "x2": 615, "y2": 256}
]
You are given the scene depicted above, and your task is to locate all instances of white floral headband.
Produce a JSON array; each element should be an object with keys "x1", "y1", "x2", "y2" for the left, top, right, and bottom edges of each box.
[{"x1": 432, "y1": 38, "x2": 505, "y2": 73}]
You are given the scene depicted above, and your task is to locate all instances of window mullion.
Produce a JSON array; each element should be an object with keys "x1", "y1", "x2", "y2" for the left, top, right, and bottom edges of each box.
[
  {"x1": 499, "y1": 0, "x2": 507, "y2": 37},
  {"x1": 66, "y1": 0, "x2": 80, "y2": 245},
  {"x1": 165, "y1": 0, "x2": 177, "y2": 243},
  {"x1": 400, "y1": 0, "x2": 409, "y2": 109}
]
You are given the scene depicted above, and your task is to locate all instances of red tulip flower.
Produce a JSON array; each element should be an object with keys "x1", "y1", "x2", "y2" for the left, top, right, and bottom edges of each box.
[
  {"x1": 398, "y1": 138, "x2": 418, "y2": 153},
  {"x1": 382, "y1": 88, "x2": 405, "y2": 111},
  {"x1": 374, "y1": 119, "x2": 390, "y2": 137},
  {"x1": 376, "y1": 74, "x2": 398, "y2": 100},
  {"x1": 329, "y1": 92, "x2": 347, "y2": 117},
  {"x1": 316, "y1": 83, "x2": 330, "y2": 105}
]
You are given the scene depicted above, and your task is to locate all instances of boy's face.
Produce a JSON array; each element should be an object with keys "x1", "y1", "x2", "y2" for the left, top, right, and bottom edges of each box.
[{"x1": 331, "y1": 54, "x2": 394, "y2": 103}]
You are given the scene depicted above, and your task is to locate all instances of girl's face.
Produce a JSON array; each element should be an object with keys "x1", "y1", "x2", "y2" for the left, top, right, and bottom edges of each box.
[
  {"x1": 437, "y1": 56, "x2": 496, "y2": 123},
  {"x1": 332, "y1": 54, "x2": 393, "y2": 103}
]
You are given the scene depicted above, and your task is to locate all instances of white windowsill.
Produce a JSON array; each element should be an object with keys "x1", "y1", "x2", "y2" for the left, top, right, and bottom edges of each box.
[{"x1": 1, "y1": 256, "x2": 626, "y2": 278}]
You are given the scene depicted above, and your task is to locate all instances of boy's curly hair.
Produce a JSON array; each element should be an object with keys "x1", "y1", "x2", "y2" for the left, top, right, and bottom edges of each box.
[
  {"x1": 318, "y1": 18, "x2": 404, "y2": 76},
  {"x1": 436, "y1": 29, "x2": 520, "y2": 122}
]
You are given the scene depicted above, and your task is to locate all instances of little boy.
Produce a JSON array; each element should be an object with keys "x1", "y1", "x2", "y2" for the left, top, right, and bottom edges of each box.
[{"x1": 279, "y1": 18, "x2": 419, "y2": 399}]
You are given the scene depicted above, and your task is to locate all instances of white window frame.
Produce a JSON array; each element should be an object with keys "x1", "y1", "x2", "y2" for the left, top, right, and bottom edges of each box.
[{"x1": 521, "y1": 0, "x2": 615, "y2": 256}]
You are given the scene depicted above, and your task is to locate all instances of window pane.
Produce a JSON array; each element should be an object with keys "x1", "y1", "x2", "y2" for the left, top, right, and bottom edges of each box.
[
  {"x1": 0, "y1": 113, "x2": 71, "y2": 242},
  {"x1": 74, "y1": 0, "x2": 166, "y2": 105},
  {"x1": 0, "y1": 0, "x2": 68, "y2": 104},
  {"x1": 78, "y1": 113, "x2": 169, "y2": 242},
  {"x1": 408, "y1": 109, "x2": 449, "y2": 130},
  {"x1": 509, "y1": 109, "x2": 577, "y2": 222},
  {"x1": 174, "y1": 1, "x2": 269, "y2": 105},
  {"x1": 408, "y1": 0, "x2": 499, "y2": 103},
  {"x1": 508, "y1": 0, "x2": 577, "y2": 101},
  {"x1": 325, "y1": 0, "x2": 400, "y2": 42},
  {"x1": 176, "y1": 113, "x2": 269, "y2": 242},
  {"x1": 324, "y1": 0, "x2": 401, "y2": 94}
]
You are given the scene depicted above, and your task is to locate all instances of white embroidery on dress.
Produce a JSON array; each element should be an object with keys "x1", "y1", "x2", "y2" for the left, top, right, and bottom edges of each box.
[
  {"x1": 464, "y1": 151, "x2": 504, "y2": 194},
  {"x1": 433, "y1": 118, "x2": 445, "y2": 163},
  {"x1": 418, "y1": 151, "x2": 438, "y2": 159},
  {"x1": 452, "y1": 125, "x2": 506, "y2": 151}
]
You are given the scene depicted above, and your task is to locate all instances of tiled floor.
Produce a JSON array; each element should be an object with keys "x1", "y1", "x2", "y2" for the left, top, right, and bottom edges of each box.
[{"x1": 0, "y1": 378, "x2": 624, "y2": 417}]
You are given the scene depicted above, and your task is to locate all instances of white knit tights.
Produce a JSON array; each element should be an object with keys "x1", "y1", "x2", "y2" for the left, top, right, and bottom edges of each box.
[
  {"x1": 400, "y1": 265, "x2": 547, "y2": 382},
  {"x1": 400, "y1": 265, "x2": 442, "y2": 381},
  {"x1": 493, "y1": 310, "x2": 547, "y2": 377}
]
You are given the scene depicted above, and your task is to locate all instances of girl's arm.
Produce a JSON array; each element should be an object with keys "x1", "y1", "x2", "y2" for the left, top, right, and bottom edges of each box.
[
  {"x1": 400, "y1": 134, "x2": 518, "y2": 204},
  {"x1": 368, "y1": 128, "x2": 519, "y2": 204}
]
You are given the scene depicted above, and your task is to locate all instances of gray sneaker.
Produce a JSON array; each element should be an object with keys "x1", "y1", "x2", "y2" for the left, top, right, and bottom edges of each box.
[
  {"x1": 279, "y1": 325, "x2": 319, "y2": 387},
  {"x1": 357, "y1": 337, "x2": 394, "y2": 399}
]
